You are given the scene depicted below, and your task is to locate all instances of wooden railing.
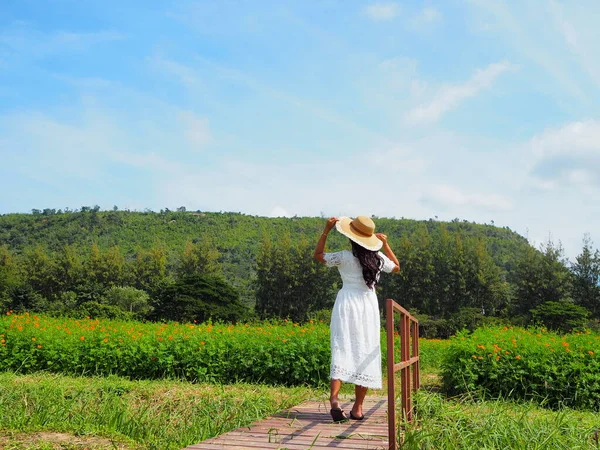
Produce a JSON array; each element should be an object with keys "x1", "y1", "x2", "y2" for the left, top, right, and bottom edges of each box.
[{"x1": 386, "y1": 299, "x2": 420, "y2": 450}]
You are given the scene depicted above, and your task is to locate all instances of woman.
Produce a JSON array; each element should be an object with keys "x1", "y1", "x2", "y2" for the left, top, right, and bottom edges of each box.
[{"x1": 314, "y1": 216, "x2": 399, "y2": 422}]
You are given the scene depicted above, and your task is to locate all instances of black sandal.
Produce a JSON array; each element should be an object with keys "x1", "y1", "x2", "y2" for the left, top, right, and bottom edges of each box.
[
  {"x1": 330, "y1": 408, "x2": 349, "y2": 423},
  {"x1": 349, "y1": 411, "x2": 365, "y2": 420}
]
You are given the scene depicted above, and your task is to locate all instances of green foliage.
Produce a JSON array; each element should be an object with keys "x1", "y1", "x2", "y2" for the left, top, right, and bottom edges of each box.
[
  {"x1": 378, "y1": 224, "x2": 511, "y2": 320},
  {"x1": 571, "y1": 235, "x2": 600, "y2": 317},
  {"x1": 0, "y1": 246, "x2": 20, "y2": 312},
  {"x1": 510, "y1": 239, "x2": 573, "y2": 318},
  {"x1": 531, "y1": 301, "x2": 591, "y2": 333},
  {"x1": 402, "y1": 390, "x2": 600, "y2": 449},
  {"x1": 152, "y1": 275, "x2": 250, "y2": 324},
  {"x1": 254, "y1": 235, "x2": 336, "y2": 322},
  {"x1": 441, "y1": 326, "x2": 600, "y2": 410},
  {"x1": 102, "y1": 286, "x2": 153, "y2": 319},
  {"x1": 76, "y1": 301, "x2": 135, "y2": 320},
  {"x1": 0, "y1": 210, "x2": 531, "y2": 313},
  {"x1": 178, "y1": 236, "x2": 221, "y2": 278}
]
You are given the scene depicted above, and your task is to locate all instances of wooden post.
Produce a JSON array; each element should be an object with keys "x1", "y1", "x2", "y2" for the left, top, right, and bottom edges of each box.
[
  {"x1": 386, "y1": 300, "x2": 397, "y2": 450},
  {"x1": 412, "y1": 321, "x2": 420, "y2": 390},
  {"x1": 400, "y1": 314, "x2": 410, "y2": 421}
]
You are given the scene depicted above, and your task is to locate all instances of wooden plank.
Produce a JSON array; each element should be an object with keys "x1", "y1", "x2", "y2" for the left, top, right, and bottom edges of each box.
[{"x1": 183, "y1": 397, "x2": 390, "y2": 450}]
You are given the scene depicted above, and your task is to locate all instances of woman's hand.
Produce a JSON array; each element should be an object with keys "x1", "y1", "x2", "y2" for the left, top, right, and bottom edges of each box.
[
  {"x1": 324, "y1": 217, "x2": 339, "y2": 233},
  {"x1": 375, "y1": 233, "x2": 388, "y2": 244}
]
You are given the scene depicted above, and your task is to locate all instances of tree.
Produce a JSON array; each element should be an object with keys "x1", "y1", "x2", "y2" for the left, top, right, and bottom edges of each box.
[
  {"x1": 254, "y1": 234, "x2": 336, "y2": 322},
  {"x1": 21, "y1": 246, "x2": 58, "y2": 299},
  {"x1": 88, "y1": 244, "x2": 126, "y2": 288},
  {"x1": 102, "y1": 286, "x2": 152, "y2": 319},
  {"x1": 54, "y1": 245, "x2": 84, "y2": 294},
  {"x1": 0, "y1": 246, "x2": 20, "y2": 311},
  {"x1": 178, "y1": 237, "x2": 221, "y2": 278},
  {"x1": 531, "y1": 301, "x2": 590, "y2": 333},
  {"x1": 510, "y1": 239, "x2": 572, "y2": 319},
  {"x1": 571, "y1": 235, "x2": 600, "y2": 318},
  {"x1": 131, "y1": 244, "x2": 168, "y2": 295},
  {"x1": 153, "y1": 274, "x2": 249, "y2": 323},
  {"x1": 379, "y1": 226, "x2": 436, "y2": 314}
]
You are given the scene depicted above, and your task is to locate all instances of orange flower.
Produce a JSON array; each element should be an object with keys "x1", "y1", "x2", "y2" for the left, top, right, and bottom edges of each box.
[
  {"x1": 80, "y1": 336, "x2": 85, "y2": 341},
  {"x1": 496, "y1": 356, "x2": 500, "y2": 361},
  {"x1": 200, "y1": 341, "x2": 205, "y2": 345},
  {"x1": 37, "y1": 345, "x2": 42, "y2": 349},
  {"x1": 515, "y1": 355, "x2": 521, "y2": 360},
  {"x1": 103, "y1": 338, "x2": 109, "y2": 343},
  {"x1": 589, "y1": 351, "x2": 594, "y2": 355},
  {"x1": 31, "y1": 337, "x2": 36, "y2": 341},
  {"x1": 565, "y1": 348, "x2": 571, "y2": 353}
]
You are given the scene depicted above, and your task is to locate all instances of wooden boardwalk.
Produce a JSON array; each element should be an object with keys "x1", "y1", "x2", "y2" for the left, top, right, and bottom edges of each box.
[{"x1": 184, "y1": 397, "x2": 390, "y2": 450}]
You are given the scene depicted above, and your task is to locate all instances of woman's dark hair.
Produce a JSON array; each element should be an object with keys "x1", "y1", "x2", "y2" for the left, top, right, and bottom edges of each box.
[{"x1": 350, "y1": 240, "x2": 383, "y2": 289}]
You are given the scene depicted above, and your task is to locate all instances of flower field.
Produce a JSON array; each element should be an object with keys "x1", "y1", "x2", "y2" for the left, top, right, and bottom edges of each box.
[
  {"x1": 0, "y1": 312, "x2": 334, "y2": 386},
  {"x1": 441, "y1": 326, "x2": 600, "y2": 410},
  {"x1": 0, "y1": 312, "x2": 447, "y2": 387}
]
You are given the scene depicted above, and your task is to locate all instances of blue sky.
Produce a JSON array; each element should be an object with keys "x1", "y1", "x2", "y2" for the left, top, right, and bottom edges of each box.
[{"x1": 1, "y1": 0, "x2": 600, "y2": 260}]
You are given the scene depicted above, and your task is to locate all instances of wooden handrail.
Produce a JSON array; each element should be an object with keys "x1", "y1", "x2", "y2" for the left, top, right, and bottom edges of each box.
[{"x1": 386, "y1": 299, "x2": 420, "y2": 450}]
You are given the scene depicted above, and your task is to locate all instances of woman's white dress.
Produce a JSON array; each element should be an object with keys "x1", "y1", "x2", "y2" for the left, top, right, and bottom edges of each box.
[{"x1": 323, "y1": 250, "x2": 396, "y2": 389}]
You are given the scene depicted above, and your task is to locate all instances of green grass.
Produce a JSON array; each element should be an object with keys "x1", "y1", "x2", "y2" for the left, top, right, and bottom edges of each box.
[
  {"x1": 0, "y1": 372, "x2": 318, "y2": 450},
  {"x1": 401, "y1": 388, "x2": 600, "y2": 449}
]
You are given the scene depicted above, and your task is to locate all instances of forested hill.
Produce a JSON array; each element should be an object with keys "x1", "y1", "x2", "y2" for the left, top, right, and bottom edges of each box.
[
  {"x1": 0, "y1": 208, "x2": 529, "y2": 271},
  {"x1": 5, "y1": 208, "x2": 596, "y2": 335}
]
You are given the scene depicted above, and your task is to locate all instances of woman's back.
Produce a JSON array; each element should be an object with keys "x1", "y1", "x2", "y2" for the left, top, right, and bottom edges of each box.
[{"x1": 324, "y1": 250, "x2": 395, "y2": 291}]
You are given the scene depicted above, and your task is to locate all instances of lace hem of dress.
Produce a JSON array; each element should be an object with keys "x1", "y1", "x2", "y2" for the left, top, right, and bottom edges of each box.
[{"x1": 330, "y1": 365, "x2": 382, "y2": 389}]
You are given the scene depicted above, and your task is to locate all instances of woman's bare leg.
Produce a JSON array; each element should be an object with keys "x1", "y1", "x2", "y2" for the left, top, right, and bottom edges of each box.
[
  {"x1": 330, "y1": 379, "x2": 342, "y2": 409},
  {"x1": 352, "y1": 385, "x2": 368, "y2": 417}
]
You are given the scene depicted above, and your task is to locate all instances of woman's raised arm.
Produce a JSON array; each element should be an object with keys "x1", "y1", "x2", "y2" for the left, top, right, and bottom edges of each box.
[{"x1": 314, "y1": 217, "x2": 338, "y2": 263}]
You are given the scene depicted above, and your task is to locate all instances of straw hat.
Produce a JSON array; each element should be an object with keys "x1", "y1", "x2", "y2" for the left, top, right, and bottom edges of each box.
[{"x1": 335, "y1": 216, "x2": 382, "y2": 251}]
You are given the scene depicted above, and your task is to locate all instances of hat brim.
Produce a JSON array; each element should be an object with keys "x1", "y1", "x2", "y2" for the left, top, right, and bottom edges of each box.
[{"x1": 335, "y1": 217, "x2": 383, "y2": 251}]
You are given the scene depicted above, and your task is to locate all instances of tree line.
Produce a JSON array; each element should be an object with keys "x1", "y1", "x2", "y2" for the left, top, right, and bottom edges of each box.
[{"x1": 0, "y1": 210, "x2": 598, "y2": 335}]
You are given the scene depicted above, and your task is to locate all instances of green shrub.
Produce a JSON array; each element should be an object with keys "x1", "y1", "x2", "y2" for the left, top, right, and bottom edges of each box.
[
  {"x1": 441, "y1": 326, "x2": 600, "y2": 410},
  {"x1": 531, "y1": 301, "x2": 590, "y2": 333},
  {"x1": 76, "y1": 301, "x2": 134, "y2": 320},
  {"x1": 102, "y1": 286, "x2": 153, "y2": 319},
  {"x1": 151, "y1": 275, "x2": 250, "y2": 324}
]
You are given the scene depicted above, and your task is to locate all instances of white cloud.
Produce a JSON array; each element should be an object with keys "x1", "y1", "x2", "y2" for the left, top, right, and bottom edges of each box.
[
  {"x1": 531, "y1": 120, "x2": 600, "y2": 158},
  {"x1": 528, "y1": 120, "x2": 600, "y2": 189},
  {"x1": 365, "y1": 3, "x2": 399, "y2": 21},
  {"x1": 178, "y1": 111, "x2": 211, "y2": 150},
  {"x1": 405, "y1": 61, "x2": 515, "y2": 125},
  {"x1": 269, "y1": 206, "x2": 291, "y2": 217},
  {"x1": 422, "y1": 184, "x2": 513, "y2": 211}
]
